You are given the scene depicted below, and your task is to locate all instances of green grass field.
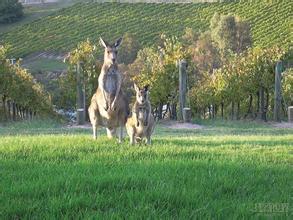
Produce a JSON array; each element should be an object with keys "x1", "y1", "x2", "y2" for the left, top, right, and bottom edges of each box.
[
  {"x1": 22, "y1": 57, "x2": 67, "y2": 72},
  {"x1": 0, "y1": 119, "x2": 292, "y2": 218}
]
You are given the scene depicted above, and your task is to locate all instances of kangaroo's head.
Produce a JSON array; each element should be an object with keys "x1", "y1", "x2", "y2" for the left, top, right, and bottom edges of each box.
[
  {"x1": 99, "y1": 37, "x2": 122, "y2": 65},
  {"x1": 134, "y1": 84, "x2": 149, "y2": 105}
]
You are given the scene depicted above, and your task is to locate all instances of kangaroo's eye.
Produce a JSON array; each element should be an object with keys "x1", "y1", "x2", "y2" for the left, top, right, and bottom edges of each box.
[
  {"x1": 107, "y1": 51, "x2": 110, "y2": 54},
  {"x1": 115, "y1": 51, "x2": 118, "y2": 55}
]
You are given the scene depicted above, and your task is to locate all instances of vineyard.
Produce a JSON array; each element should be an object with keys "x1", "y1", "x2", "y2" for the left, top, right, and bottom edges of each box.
[
  {"x1": 0, "y1": 46, "x2": 52, "y2": 121},
  {"x1": 1, "y1": 0, "x2": 292, "y2": 58}
]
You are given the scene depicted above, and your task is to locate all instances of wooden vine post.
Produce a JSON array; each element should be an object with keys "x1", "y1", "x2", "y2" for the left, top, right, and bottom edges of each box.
[
  {"x1": 9, "y1": 58, "x2": 17, "y2": 121},
  {"x1": 288, "y1": 107, "x2": 293, "y2": 123},
  {"x1": 12, "y1": 102, "x2": 16, "y2": 121},
  {"x1": 178, "y1": 60, "x2": 191, "y2": 122},
  {"x1": 183, "y1": 107, "x2": 191, "y2": 123},
  {"x1": 76, "y1": 61, "x2": 85, "y2": 125},
  {"x1": 257, "y1": 87, "x2": 266, "y2": 121},
  {"x1": 273, "y1": 61, "x2": 283, "y2": 122}
]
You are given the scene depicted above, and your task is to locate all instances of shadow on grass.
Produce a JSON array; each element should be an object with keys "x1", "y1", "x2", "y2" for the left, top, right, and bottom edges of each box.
[
  {"x1": 1, "y1": 119, "x2": 292, "y2": 137},
  {"x1": 157, "y1": 126, "x2": 293, "y2": 136},
  {"x1": 0, "y1": 119, "x2": 91, "y2": 136},
  {"x1": 154, "y1": 137, "x2": 293, "y2": 148}
]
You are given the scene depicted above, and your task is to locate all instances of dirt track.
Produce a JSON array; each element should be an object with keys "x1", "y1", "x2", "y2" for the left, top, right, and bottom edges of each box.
[
  {"x1": 65, "y1": 120, "x2": 293, "y2": 130},
  {"x1": 268, "y1": 122, "x2": 293, "y2": 129}
]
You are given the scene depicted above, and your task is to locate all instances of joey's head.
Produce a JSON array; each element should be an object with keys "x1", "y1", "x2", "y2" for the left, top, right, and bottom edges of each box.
[
  {"x1": 99, "y1": 37, "x2": 122, "y2": 65},
  {"x1": 134, "y1": 84, "x2": 149, "y2": 105}
]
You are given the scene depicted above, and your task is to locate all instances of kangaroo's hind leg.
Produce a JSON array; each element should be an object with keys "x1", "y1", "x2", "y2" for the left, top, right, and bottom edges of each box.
[
  {"x1": 118, "y1": 125, "x2": 123, "y2": 143},
  {"x1": 106, "y1": 127, "x2": 116, "y2": 139},
  {"x1": 92, "y1": 124, "x2": 97, "y2": 140},
  {"x1": 88, "y1": 102, "x2": 99, "y2": 139},
  {"x1": 146, "y1": 135, "x2": 151, "y2": 145},
  {"x1": 130, "y1": 132, "x2": 135, "y2": 145},
  {"x1": 118, "y1": 115, "x2": 125, "y2": 144}
]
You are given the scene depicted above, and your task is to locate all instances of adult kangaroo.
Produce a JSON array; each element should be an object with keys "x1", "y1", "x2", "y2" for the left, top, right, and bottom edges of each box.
[{"x1": 88, "y1": 37, "x2": 129, "y2": 143}]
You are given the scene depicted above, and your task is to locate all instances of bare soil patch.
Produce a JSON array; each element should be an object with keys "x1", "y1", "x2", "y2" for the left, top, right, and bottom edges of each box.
[
  {"x1": 66, "y1": 123, "x2": 92, "y2": 129},
  {"x1": 268, "y1": 122, "x2": 293, "y2": 129},
  {"x1": 64, "y1": 120, "x2": 293, "y2": 130},
  {"x1": 65, "y1": 120, "x2": 204, "y2": 130},
  {"x1": 159, "y1": 120, "x2": 204, "y2": 130}
]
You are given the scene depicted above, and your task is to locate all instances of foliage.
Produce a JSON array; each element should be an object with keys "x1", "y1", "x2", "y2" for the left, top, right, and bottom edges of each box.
[
  {"x1": 181, "y1": 27, "x2": 199, "y2": 49},
  {"x1": 1, "y1": 1, "x2": 291, "y2": 57},
  {"x1": 0, "y1": 0, "x2": 23, "y2": 24},
  {"x1": 60, "y1": 39, "x2": 102, "y2": 110},
  {"x1": 189, "y1": 45, "x2": 287, "y2": 118},
  {"x1": 130, "y1": 34, "x2": 185, "y2": 107},
  {"x1": 190, "y1": 31, "x2": 221, "y2": 76},
  {"x1": 53, "y1": 71, "x2": 77, "y2": 111},
  {"x1": 0, "y1": 45, "x2": 52, "y2": 116},
  {"x1": 210, "y1": 13, "x2": 237, "y2": 52},
  {"x1": 118, "y1": 32, "x2": 141, "y2": 65},
  {"x1": 189, "y1": 71, "x2": 216, "y2": 112},
  {"x1": 282, "y1": 68, "x2": 293, "y2": 106},
  {"x1": 210, "y1": 13, "x2": 252, "y2": 55}
]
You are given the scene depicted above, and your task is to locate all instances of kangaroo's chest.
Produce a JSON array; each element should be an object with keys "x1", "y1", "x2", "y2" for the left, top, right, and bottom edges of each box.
[
  {"x1": 104, "y1": 69, "x2": 118, "y2": 95},
  {"x1": 138, "y1": 107, "x2": 147, "y2": 121}
]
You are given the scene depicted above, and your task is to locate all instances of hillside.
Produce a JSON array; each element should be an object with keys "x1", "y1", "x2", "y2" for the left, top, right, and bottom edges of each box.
[
  {"x1": 1, "y1": 1, "x2": 292, "y2": 58},
  {"x1": 0, "y1": 0, "x2": 82, "y2": 35}
]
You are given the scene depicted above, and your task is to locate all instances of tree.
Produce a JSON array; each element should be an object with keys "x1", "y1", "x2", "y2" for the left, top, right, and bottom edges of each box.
[
  {"x1": 282, "y1": 68, "x2": 293, "y2": 107},
  {"x1": 61, "y1": 39, "x2": 100, "y2": 110},
  {"x1": 118, "y1": 33, "x2": 141, "y2": 65},
  {"x1": 0, "y1": 0, "x2": 23, "y2": 24},
  {"x1": 1, "y1": 45, "x2": 52, "y2": 120},
  {"x1": 129, "y1": 34, "x2": 185, "y2": 119},
  {"x1": 190, "y1": 31, "x2": 221, "y2": 76},
  {"x1": 189, "y1": 71, "x2": 217, "y2": 118},
  {"x1": 210, "y1": 13, "x2": 252, "y2": 55},
  {"x1": 210, "y1": 13, "x2": 236, "y2": 52},
  {"x1": 235, "y1": 17, "x2": 252, "y2": 54},
  {"x1": 189, "y1": 45, "x2": 287, "y2": 120},
  {"x1": 181, "y1": 27, "x2": 199, "y2": 49}
]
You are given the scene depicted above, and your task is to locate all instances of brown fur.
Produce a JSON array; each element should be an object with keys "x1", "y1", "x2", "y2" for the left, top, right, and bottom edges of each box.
[
  {"x1": 126, "y1": 84, "x2": 155, "y2": 145},
  {"x1": 88, "y1": 37, "x2": 129, "y2": 143}
]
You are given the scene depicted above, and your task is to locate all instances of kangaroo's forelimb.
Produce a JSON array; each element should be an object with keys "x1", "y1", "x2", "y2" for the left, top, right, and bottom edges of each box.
[
  {"x1": 110, "y1": 73, "x2": 122, "y2": 111},
  {"x1": 144, "y1": 108, "x2": 150, "y2": 127}
]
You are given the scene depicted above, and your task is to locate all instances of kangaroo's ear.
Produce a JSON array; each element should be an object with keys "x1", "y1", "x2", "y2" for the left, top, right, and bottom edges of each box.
[
  {"x1": 99, "y1": 37, "x2": 108, "y2": 48},
  {"x1": 134, "y1": 83, "x2": 140, "y2": 92},
  {"x1": 114, "y1": 37, "x2": 122, "y2": 48},
  {"x1": 144, "y1": 85, "x2": 149, "y2": 92}
]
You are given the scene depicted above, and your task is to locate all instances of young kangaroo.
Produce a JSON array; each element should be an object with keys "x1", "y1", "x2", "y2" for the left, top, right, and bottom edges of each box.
[
  {"x1": 88, "y1": 37, "x2": 129, "y2": 143},
  {"x1": 126, "y1": 84, "x2": 155, "y2": 145}
]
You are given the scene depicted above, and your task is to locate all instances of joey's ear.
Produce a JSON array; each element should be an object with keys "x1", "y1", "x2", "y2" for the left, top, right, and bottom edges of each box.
[
  {"x1": 114, "y1": 37, "x2": 122, "y2": 48},
  {"x1": 144, "y1": 85, "x2": 150, "y2": 92},
  {"x1": 99, "y1": 37, "x2": 108, "y2": 48},
  {"x1": 134, "y1": 83, "x2": 140, "y2": 92}
]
